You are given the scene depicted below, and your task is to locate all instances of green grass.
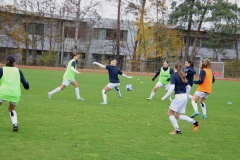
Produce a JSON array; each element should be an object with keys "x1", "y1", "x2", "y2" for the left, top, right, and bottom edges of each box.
[{"x1": 0, "y1": 68, "x2": 239, "y2": 160}]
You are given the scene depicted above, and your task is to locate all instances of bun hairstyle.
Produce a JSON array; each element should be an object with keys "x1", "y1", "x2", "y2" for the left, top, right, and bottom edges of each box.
[
  {"x1": 111, "y1": 59, "x2": 117, "y2": 66},
  {"x1": 175, "y1": 61, "x2": 187, "y2": 83},
  {"x1": 187, "y1": 60, "x2": 194, "y2": 68},
  {"x1": 201, "y1": 58, "x2": 211, "y2": 69},
  {"x1": 6, "y1": 55, "x2": 16, "y2": 66}
]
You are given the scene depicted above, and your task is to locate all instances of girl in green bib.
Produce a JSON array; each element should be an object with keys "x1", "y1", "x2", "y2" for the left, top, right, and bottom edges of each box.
[
  {"x1": 0, "y1": 55, "x2": 30, "y2": 132},
  {"x1": 146, "y1": 61, "x2": 174, "y2": 101},
  {"x1": 48, "y1": 53, "x2": 84, "y2": 100}
]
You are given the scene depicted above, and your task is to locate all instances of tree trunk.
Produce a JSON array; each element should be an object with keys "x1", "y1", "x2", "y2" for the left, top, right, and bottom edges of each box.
[{"x1": 116, "y1": 0, "x2": 121, "y2": 68}]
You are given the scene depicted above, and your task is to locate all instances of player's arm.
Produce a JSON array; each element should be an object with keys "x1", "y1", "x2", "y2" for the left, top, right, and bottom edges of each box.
[
  {"x1": 93, "y1": 62, "x2": 106, "y2": 68},
  {"x1": 186, "y1": 68, "x2": 196, "y2": 76},
  {"x1": 19, "y1": 70, "x2": 30, "y2": 90},
  {"x1": 71, "y1": 61, "x2": 80, "y2": 74},
  {"x1": 119, "y1": 70, "x2": 133, "y2": 78},
  {"x1": 0, "y1": 68, "x2": 3, "y2": 79},
  {"x1": 193, "y1": 70, "x2": 205, "y2": 84},
  {"x1": 162, "y1": 76, "x2": 175, "y2": 100},
  {"x1": 152, "y1": 69, "x2": 160, "y2": 81}
]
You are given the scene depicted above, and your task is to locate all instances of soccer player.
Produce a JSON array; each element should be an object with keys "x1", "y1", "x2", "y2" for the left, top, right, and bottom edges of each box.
[
  {"x1": 93, "y1": 59, "x2": 133, "y2": 104},
  {"x1": 161, "y1": 61, "x2": 200, "y2": 134},
  {"x1": 190, "y1": 58, "x2": 215, "y2": 119},
  {"x1": 146, "y1": 61, "x2": 174, "y2": 101},
  {"x1": 48, "y1": 53, "x2": 84, "y2": 100},
  {"x1": 0, "y1": 55, "x2": 30, "y2": 132},
  {"x1": 185, "y1": 60, "x2": 196, "y2": 99}
]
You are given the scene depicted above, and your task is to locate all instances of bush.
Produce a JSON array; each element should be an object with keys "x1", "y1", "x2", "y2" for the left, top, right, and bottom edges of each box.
[{"x1": 224, "y1": 59, "x2": 240, "y2": 78}]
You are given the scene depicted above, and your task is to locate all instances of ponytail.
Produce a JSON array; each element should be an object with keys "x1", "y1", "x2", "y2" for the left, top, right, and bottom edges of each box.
[{"x1": 175, "y1": 61, "x2": 187, "y2": 83}]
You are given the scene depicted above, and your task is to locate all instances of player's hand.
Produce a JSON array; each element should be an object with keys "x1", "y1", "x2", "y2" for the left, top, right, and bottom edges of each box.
[
  {"x1": 77, "y1": 72, "x2": 81, "y2": 75},
  {"x1": 93, "y1": 62, "x2": 96, "y2": 65},
  {"x1": 161, "y1": 98, "x2": 164, "y2": 101},
  {"x1": 152, "y1": 78, "x2": 155, "y2": 81},
  {"x1": 167, "y1": 78, "x2": 170, "y2": 81},
  {"x1": 128, "y1": 76, "x2": 133, "y2": 78}
]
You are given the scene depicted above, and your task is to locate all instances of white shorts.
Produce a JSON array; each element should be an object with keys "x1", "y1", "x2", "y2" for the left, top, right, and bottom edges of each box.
[
  {"x1": 195, "y1": 91, "x2": 209, "y2": 98},
  {"x1": 107, "y1": 83, "x2": 120, "y2": 89},
  {"x1": 0, "y1": 100, "x2": 17, "y2": 105},
  {"x1": 156, "y1": 82, "x2": 170, "y2": 90},
  {"x1": 62, "y1": 78, "x2": 75, "y2": 86},
  {"x1": 169, "y1": 93, "x2": 188, "y2": 114}
]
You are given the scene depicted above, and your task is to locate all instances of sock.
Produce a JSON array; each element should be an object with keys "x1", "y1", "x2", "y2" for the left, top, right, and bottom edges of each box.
[
  {"x1": 149, "y1": 92, "x2": 155, "y2": 99},
  {"x1": 9, "y1": 110, "x2": 17, "y2": 125},
  {"x1": 75, "y1": 87, "x2": 80, "y2": 99},
  {"x1": 191, "y1": 101, "x2": 198, "y2": 112},
  {"x1": 102, "y1": 89, "x2": 107, "y2": 103},
  {"x1": 179, "y1": 115, "x2": 195, "y2": 123},
  {"x1": 49, "y1": 87, "x2": 61, "y2": 94},
  {"x1": 169, "y1": 115, "x2": 180, "y2": 131},
  {"x1": 201, "y1": 102, "x2": 207, "y2": 115},
  {"x1": 188, "y1": 94, "x2": 193, "y2": 99},
  {"x1": 115, "y1": 87, "x2": 121, "y2": 96}
]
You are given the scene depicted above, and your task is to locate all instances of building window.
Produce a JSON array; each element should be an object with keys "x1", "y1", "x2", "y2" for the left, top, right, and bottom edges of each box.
[
  {"x1": 64, "y1": 26, "x2": 75, "y2": 38},
  {"x1": 93, "y1": 28, "x2": 128, "y2": 41},
  {"x1": 120, "y1": 30, "x2": 128, "y2": 41},
  {"x1": 26, "y1": 23, "x2": 44, "y2": 35}
]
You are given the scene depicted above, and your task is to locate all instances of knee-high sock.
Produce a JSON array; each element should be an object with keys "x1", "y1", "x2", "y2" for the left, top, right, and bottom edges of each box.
[
  {"x1": 115, "y1": 87, "x2": 121, "y2": 96},
  {"x1": 75, "y1": 87, "x2": 80, "y2": 99},
  {"x1": 49, "y1": 87, "x2": 61, "y2": 94},
  {"x1": 179, "y1": 115, "x2": 195, "y2": 123},
  {"x1": 102, "y1": 90, "x2": 107, "y2": 103},
  {"x1": 9, "y1": 110, "x2": 17, "y2": 125},
  {"x1": 149, "y1": 92, "x2": 155, "y2": 99},
  {"x1": 191, "y1": 101, "x2": 198, "y2": 112},
  {"x1": 201, "y1": 102, "x2": 207, "y2": 115},
  {"x1": 169, "y1": 115, "x2": 180, "y2": 131}
]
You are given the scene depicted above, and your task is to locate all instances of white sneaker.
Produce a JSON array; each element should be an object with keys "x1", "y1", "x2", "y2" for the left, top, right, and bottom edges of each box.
[
  {"x1": 48, "y1": 92, "x2": 52, "y2": 99},
  {"x1": 100, "y1": 102, "x2": 107, "y2": 105},
  {"x1": 146, "y1": 98, "x2": 152, "y2": 100},
  {"x1": 119, "y1": 93, "x2": 122, "y2": 98},
  {"x1": 77, "y1": 97, "x2": 84, "y2": 100}
]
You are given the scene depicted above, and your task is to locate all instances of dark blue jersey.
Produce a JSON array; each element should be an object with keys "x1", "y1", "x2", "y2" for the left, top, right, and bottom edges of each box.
[
  {"x1": 170, "y1": 72, "x2": 188, "y2": 94},
  {"x1": 185, "y1": 66, "x2": 196, "y2": 87},
  {"x1": 0, "y1": 67, "x2": 29, "y2": 90},
  {"x1": 153, "y1": 67, "x2": 174, "y2": 79},
  {"x1": 106, "y1": 65, "x2": 123, "y2": 83}
]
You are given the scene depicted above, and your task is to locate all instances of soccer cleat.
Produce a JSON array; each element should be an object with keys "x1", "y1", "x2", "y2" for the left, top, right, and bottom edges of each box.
[
  {"x1": 100, "y1": 102, "x2": 107, "y2": 105},
  {"x1": 119, "y1": 94, "x2": 122, "y2": 98},
  {"x1": 201, "y1": 115, "x2": 207, "y2": 119},
  {"x1": 169, "y1": 130, "x2": 182, "y2": 135},
  {"x1": 193, "y1": 121, "x2": 200, "y2": 132},
  {"x1": 77, "y1": 97, "x2": 84, "y2": 100},
  {"x1": 13, "y1": 124, "x2": 18, "y2": 132},
  {"x1": 47, "y1": 92, "x2": 52, "y2": 99},
  {"x1": 146, "y1": 98, "x2": 152, "y2": 100},
  {"x1": 190, "y1": 111, "x2": 200, "y2": 118}
]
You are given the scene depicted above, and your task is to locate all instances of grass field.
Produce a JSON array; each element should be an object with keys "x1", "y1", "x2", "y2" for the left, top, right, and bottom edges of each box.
[{"x1": 0, "y1": 68, "x2": 239, "y2": 160}]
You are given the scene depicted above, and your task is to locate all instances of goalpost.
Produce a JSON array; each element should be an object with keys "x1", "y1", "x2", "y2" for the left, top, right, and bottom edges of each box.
[{"x1": 199, "y1": 62, "x2": 225, "y2": 78}]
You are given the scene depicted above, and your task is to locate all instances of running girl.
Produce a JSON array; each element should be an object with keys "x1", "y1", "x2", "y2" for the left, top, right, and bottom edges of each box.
[
  {"x1": 162, "y1": 61, "x2": 199, "y2": 134},
  {"x1": 190, "y1": 58, "x2": 215, "y2": 119},
  {"x1": 0, "y1": 55, "x2": 30, "y2": 132},
  {"x1": 146, "y1": 61, "x2": 174, "y2": 101},
  {"x1": 48, "y1": 53, "x2": 84, "y2": 100}
]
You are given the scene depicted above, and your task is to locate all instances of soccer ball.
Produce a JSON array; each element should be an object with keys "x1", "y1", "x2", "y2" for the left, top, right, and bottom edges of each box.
[{"x1": 126, "y1": 84, "x2": 133, "y2": 91}]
